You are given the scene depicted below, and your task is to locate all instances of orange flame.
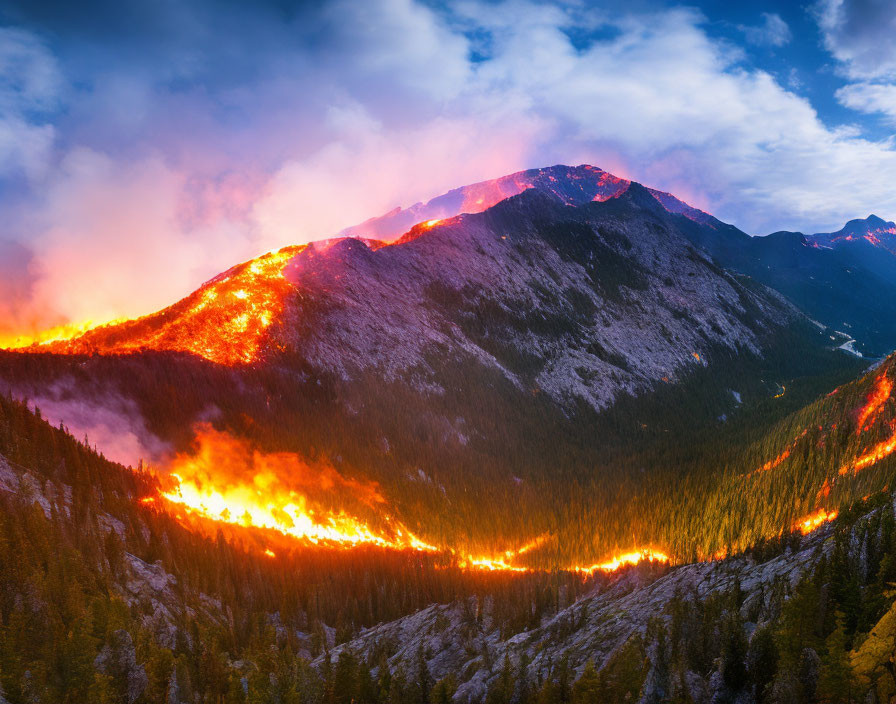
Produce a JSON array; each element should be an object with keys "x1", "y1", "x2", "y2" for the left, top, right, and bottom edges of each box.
[
  {"x1": 458, "y1": 555, "x2": 530, "y2": 573},
  {"x1": 11, "y1": 247, "x2": 303, "y2": 365},
  {"x1": 0, "y1": 318, "x2": 126, "y2": 350},
  {"x1": 751, "y1": 429, "x2": 808, "y2": 475},
  {"x1": 146, "y1": 428, "x2": 675, "y2": 574},
  {"x1": 841, "y1": 420, "x2": 896, "y2": 476},
  {"x1": 857, "y1": 374, "x2": 892, "y2": 434},
  {"x1": 157, "y1": 426, "x2": 437, "y2": 551},
  {"x1": 573, "y1": 549, "x2": 670, "y2": 575},
  {"x1": 794, "y1": 509, "x2": 837, "y2": 534}
]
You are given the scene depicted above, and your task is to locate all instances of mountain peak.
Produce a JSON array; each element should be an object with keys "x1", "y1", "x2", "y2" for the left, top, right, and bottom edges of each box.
[
  {"x1": 809, "y1": 213, "x2": 896, "y2": 253},
  {"x1": 340, "y1": 164, "x2": 711, "y2": 242}
]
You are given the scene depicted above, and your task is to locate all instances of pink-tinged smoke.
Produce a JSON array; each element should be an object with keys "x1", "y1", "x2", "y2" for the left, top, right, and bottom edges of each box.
[{"x1": 3, "y1": 118, "x2": 538, "y2": 342}]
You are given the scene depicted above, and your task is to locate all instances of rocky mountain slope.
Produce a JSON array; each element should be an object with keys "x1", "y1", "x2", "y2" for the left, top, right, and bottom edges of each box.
[
  {"x1": 343, "y1": 165, "x2": 896, "y2": 357},
  {"x1": 1, "y1": 385, "x2": 894, "y2": 703},
  {"x1": 0, "y1": 166, "x2": 864, "y2": 564},
  {"x1": 323, "y1": 518, "x2": 835, "y2": 702},
  {"x1": 34, "y1": 176, "x2": 798, "y2": 412}
]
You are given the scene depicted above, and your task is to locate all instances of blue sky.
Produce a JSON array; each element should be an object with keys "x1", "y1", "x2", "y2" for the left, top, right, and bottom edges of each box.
[{"x1": 2, "y1": 0, "x2": 896, "y2": 336}]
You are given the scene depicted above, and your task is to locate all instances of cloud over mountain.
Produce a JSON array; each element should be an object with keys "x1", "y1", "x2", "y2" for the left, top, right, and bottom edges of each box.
[{"x1": 4, "y1": 0, "x2": 896, "y2": 338}]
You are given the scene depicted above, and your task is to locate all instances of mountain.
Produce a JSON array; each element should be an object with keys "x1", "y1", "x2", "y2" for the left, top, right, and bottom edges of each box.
[
  {"x1": 36, "y1": 179, "x2": 796, "y2": 410},
  {"x1": 0, "y1": 166, "x2": 866, "y2": 567},
  {"x1": 809, "y1": 214, "x2": 896, "y2": 256},
  {"x1": 671, "y1": 215, "x2": 896, "y2": 358},
  {"x1": 347, "y1": 166, "x2": 896, "y2": 358},
  {"x1": 0, "y1": 382, "x2": 894, "y2": 703},
  {"x1": 339, "y1": 164, "x2": 716, "y2": 243}
]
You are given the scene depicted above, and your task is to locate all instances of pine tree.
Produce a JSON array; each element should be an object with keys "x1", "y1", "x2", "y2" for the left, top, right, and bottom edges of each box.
[
  {"x1": 430, "y1": 674, "x2": 457, "y2": 704},
  {"x1": 571, "y1": 660, "x2": 601, "y2": 704},
  {"x1": 640, "y1": 620, "x2": 670, "y2": 704},
  {"x1": 720, "y1": 612, "x2": 748, "y2": 695},
  {"x1": 747, "y1": 625, "x2": 778, "y2": 704},
  {"x1": 486, "y1": 655, "x2": 514, "y2": 704},
  {"x1": 817, "y1": 615, "x2": 854, "y2": 703}
]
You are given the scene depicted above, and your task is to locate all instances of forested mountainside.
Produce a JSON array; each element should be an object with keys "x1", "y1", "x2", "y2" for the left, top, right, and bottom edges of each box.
[
  {"x1": 0, "y1": 170, "x2": 865, "y2": 567},
  {"x1": 328, "y1": 492, "x2": 896, "y2": 704},
  {"x1": 0, "y1": 391, "x2": 600, "y2": 703},
  {"x1": 0, "y1": 387, "x2": 894, "y2": 703}
]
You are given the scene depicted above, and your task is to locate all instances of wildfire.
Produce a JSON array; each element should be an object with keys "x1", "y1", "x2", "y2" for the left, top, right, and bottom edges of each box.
[
  {"x1": 145, "y1": 428, "x2": 676, "y2": 574},
  {"x1": 856, "y1": 374, "x2": 892, "y2": 433},
  {"x1": 456, "y1": 534, "x2": 552, "y2": 573},
  {"x1": 574, "y1": 549, "x2": 671, "y2": 575},
  {"x1": 794, "y1": 509, "x2": 838, "y2": 534},
  {"x1": 0, "y1": 318, "x2": 125, "y2": 350},
  {"x1": 751, "y1": 429, "x2": 808, "y2": 475},
  {"x1": 11, "y1": 247, "x2": 303, "y2": 366},
  {"x1": 458, "y1": 555, "x2": 529, "y2": 573},
  {"x1": 837, "y1": 372, "x2": 896, "y2": 475},
  {"x1": 157, "y1": 426, "x2": 438, "y2": 551},
  {"x1": 842, "y1": 420, "x2": 896, "y2": 475}
]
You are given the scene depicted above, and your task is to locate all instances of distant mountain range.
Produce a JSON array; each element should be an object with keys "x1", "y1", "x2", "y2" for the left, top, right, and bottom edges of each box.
[{"x1": 342, "y1": 165, "x2": 896, "y2": 358}]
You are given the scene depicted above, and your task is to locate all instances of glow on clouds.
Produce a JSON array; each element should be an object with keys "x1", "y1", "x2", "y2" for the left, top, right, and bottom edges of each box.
[{"x1": 4, "y1": 0, "x2": 896, "y2": 339}]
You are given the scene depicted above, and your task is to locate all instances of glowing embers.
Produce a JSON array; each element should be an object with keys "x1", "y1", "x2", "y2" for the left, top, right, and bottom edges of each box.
[
  {"x1": 573, "y1": 549, "x2": 671, "y2": 575},
  {"x1": 856, "y1": 374, "x2": 893, "y2": 434},
  {"x1": 751, "y1": 429, "x2": 808, "y2": 476},
  {"x1": 841, "y1": 420, "x2": 896, "y2": 476},
  {"x1": 458, "y1": 555, "x2": 529, "y2": 573},
  {"x1": 19, "y1": 246, "x2": 303, "y2": 366},
  {"x1": 0, "y1": 318, "x2": 125, "y2": 350},
  {"x1": 157, "y1": 426, "x2": 437, "y2": 551},
  {"x1": 458, "y1": 534, "x2": 551, "y2": 573},
  {"x1": 794, "y1": 508, "x2": 838, "y2": 535}
]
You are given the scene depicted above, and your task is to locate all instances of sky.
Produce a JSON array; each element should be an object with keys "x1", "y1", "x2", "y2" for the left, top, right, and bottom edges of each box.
[{"x1": 2, "y1": 0, "x2": 896, "y2": 340}]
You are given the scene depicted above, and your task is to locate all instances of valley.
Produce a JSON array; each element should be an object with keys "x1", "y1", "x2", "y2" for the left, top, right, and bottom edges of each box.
[{"x1": 1, "y1": 166, "x2": 895, "y2": 702}]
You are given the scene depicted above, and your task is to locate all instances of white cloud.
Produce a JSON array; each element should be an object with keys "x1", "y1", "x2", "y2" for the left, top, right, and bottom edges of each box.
[
  {"x1": 11, "y1": 0, "x2": 896, "y2": 333},
  {"x1": 738, "y1": 12, "x2": 792, "y2": 47},
  {"x1": 815, "y1": 0, "x2": 896, "y2": 80},
  {"x1": 836, "y1": 82, "x2": 896, "y2": 124},
  {"x1": 0, "y1": 27, "x2": 62, "y2": 179},
  {"x1": 450, "y1": 3, "x2": 896, "y2": 232}
]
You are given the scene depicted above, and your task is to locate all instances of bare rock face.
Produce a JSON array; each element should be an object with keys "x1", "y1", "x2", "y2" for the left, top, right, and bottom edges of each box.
[
  {"x1": 272, "y1": 183, "x2": 796, "y2": 412},
  {"x1": 322, "y1": 525, "x2": 834, "y2": 702},
  {"x1": 29, "y1": 167, "x2": 798, "y2": 417},
  {"x1": 93, "y1": 629, "x2": 148, "y2": 704}
]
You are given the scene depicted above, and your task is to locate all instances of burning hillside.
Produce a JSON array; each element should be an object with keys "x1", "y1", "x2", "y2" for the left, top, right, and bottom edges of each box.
[
  {"x1": 143, "y1": 425, "x2": 676, "y2": 574},
  {"x1": 141, "y1": 425, "x2": 670, "y2": 574},
  {"x1": 149, "y1": 425, "x2": 436, "y2": 551},
  {"x1": 7, "y1": 247, "x2": 305, "y2": 365}
]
